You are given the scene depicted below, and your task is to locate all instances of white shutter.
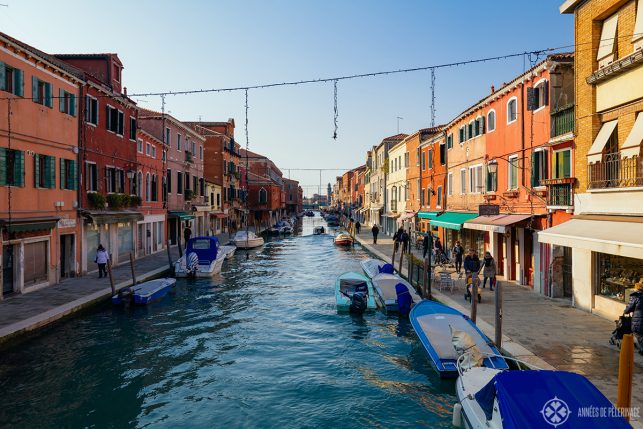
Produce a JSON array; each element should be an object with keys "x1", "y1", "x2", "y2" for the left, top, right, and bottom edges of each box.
[{"x1": 597, "y1": 14, "x2": 618, "y2": 61}]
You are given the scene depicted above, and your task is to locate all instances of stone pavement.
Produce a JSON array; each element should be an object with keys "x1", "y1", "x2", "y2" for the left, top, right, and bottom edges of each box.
[{"x1": 353, "y1": 229, "x2": 643, "y2": 426}]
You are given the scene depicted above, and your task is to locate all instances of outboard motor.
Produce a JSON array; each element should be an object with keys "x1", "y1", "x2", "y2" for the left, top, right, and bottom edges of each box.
[
  {"x1": 187, "y1": 252, "x2": 199, "y2": 277},
  {"x1": 350, "y1": 292, "x2": 367, "y2": 314},
  {"x1": 395, "y1": 283, "x2": 414, "y2": 317},
  {"x1": 117, "y1": 287, "x2": 134, "y2": 306}
]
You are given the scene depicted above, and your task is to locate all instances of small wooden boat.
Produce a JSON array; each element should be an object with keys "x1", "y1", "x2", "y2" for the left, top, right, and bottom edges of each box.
[
  {"x1": 112, "y1": 278, "x2": 176, "y2": 305},
  {"x1": 334, "y1": 231, "x2": 353, "y2": 246},
  {"x1": 371, "y1": 273, "x2": 420, "y2": 313},
  {"x1": 174, "y1": 236, "x2": 225, "y2": 277},
  {"x1": 313, "y1": 226, "x2": 326, "y2": 235},
  {"x1": 454, "y1": 364, "x2": 631, "y2": 429},
  {"x1": 335, "y1": 272, "x2": 376, "y2": 313},
  {"x1": 231, "y1": 230, "x2": 264, "y2": 249},
  {"x1": 219, "y1": 245, "x2": 236, "y2": 259},
  {"x1": 410, "y1": 300, "x2": 508, "y2": 378},
  {"x1": 360, "y1": 258, "x2": 392, "y2": 278}
]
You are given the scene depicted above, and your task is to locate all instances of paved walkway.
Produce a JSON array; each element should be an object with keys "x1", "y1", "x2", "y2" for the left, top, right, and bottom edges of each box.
[{"x1": 354, "y1": 229, "x2": 643, "y2": 426}]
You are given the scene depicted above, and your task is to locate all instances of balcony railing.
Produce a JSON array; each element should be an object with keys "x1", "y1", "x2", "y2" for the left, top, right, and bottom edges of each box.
[
  {"x1": 588, "y1": 153, "x2": 643, "y2": 189},
  {"x1": 551, "y1": 105, "x2": 574, "y2": 138},
  {"x1": 547, "y1": 183, "x2": 573, "y2": 206}
]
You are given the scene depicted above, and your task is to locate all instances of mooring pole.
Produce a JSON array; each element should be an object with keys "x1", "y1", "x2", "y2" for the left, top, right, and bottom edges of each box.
[
  {"x1": 471, "y1": 275, "x2": 478, "y2": 324},
  {"x1": 166, "y1": 239, "x2": 172, "y2": 269},
  {"x1": 398, "y1": 247, "x2": 404, "y2": 277},
  {"x1": 391, "y1": 243, "x2": 397, "y2": 269},
  {"x1": 495, "y1": 279, "x2": 502, "y2": 347},
  {"x1": 107, "y1": 259, "x2": 115, "y2": 296},
  {"x1": 617, "y1": 334, "x2": 634, "y2": 422},
  {"x1": 129, "y1": 252, "x2": 137, "y2": 285}
]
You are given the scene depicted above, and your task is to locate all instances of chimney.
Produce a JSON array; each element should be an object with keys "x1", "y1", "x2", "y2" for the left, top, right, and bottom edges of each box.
[
  {"x1": 124, "y1": 87, "x2": 127, "y2": 96},
  {"x1": 490, "y1": 85, "x2": 495, "y2": 94}
]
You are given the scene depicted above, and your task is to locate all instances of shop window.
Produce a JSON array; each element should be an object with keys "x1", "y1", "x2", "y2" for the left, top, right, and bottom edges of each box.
[{"x1": 597, "y1": 253, "x2": 642, "y2": 302}]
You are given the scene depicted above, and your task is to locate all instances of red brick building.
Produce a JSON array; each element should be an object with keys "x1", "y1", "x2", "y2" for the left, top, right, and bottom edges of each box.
[
  {"x1": 418, "y1": 127, "x2": 446, "y2": 234},
  {"x1": 242, "y1": 149, "x2": 284, "y2": 228},
  {"x1": 283, "y1": 178, "x2": 301, "y2": 216}
]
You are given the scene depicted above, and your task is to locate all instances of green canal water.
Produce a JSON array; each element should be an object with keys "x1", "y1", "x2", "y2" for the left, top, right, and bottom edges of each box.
[{"x1": 0, "y1": 217, "x2": 456, "y2": 428}]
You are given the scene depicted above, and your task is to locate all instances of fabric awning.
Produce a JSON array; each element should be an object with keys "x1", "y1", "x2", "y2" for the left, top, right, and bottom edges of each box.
[
  {"x1": 383, "y1": 212, "x2": 401, "y2": 218},
  {"x1": 210, "y1": 212, "x2": 227, "y2": 219},
  {"x1": 418, "y1": 211, "x2": 439, "y2": 219},
  {"x1": 398, "y1": 211, "x2": 417, "y2": 221},
  {"x1": 168, "y1": 211, "x2": 195, "y2": 221},
  {"x1": 587, "y1": 120, "x2": 618, "y2": 163},
  {"x1": 430, "y1": 212, "x2": 478, "y2": 231},
  {"x1": 621, "y1": 112, "x2": 643, "y2": 158},
  {"x1": 538, "y1": 217, "x2": 643, "y2": 259},
  {"x1": 2, "y1": 217, "x2": 59, "y2": 233},
  {"x1": 82, "y1": 211, "x2": 143, "y2": 225},
  {"x1": 464, "y1": 214, "x2": 532, "y2": 234}
]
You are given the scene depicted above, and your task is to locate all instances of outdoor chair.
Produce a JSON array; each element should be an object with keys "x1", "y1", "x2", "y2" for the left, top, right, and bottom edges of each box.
[{"x1": 438, "y1": 271, "x2": 455, "y2": 293}]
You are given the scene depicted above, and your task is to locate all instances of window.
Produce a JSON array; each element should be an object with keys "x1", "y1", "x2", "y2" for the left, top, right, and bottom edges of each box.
[
  {"x1": 474, "y1": 117, "x2": 480, "y2": 136},
  {"x1": 469, "y1": 165, "x2": 483, "y2": 194},
  {"x1": 447, "y1": 133, "x2": 453, "y2": 149},
  {"x1": 136, "y1": 171, "x2": 141, "y2": 197},
  {"x1": 137, "y1": 139, "x2": 143, "y2": 153},
  {"x1": 0, "y1": 62, "x2": 24, "y2": 96},
  {"x1": 185, "y1": 172, "x2": 190, "y2": 191},
  {"x1": 129, "y1": 117, "x2": 137, "y2": 140},
  {"x1": 146, "y1": 143, "x2": 151, "y2": 156},
  {"x1": 553, "y1": 149, "x2": 572, "y2": 179},
  {"x1": 162, "y1": 150, "x2": 166, "y2": 162},
  {"x1": 476, "y1": 116, "x2": 485, "y2": 135},
  {"x1": 177, "y1": 134, "x2": 182, "y2": 151},
  {"x1": 193, "y1": 176, "x2": 197, "y2": 193},
  {"x1": 416, "y1": 178, "x2": 421, "y2": 201},
  {"x1": 0, "y1": 148, "x2": 25, "y2": 186},
  {"x1": 151, "y1": 175, "x2": 158, "y2": 201},
  {"x1": 404, "y1": 152, "x2": 409, "y2": 168},
  {"x1": 106, "y1": 106, "x2": 124, "y2": 135},
  {"x1": 177, "y1": 171, "x2": 183, "y2": 194},
  {"x1": 420, "y1": 187, "x2": 425, "y2": 206},
  {"x1": 192, "y1": 141, "x2": 196, "y2": 155},
  {"x1": 85, "y1": 162, "x2": 97, "y2": 191},
  {"x1": 439, "y1": 143, "x2": 446, "y2": 165},
  {"x1": 421, "y1": 150, "x2": 426, "y2": 170},
  {"x1": 259, "y1": 187, "x2": 268, "y2": 204},
  {"x1": 528, "y1": 80, "x2": 548, "y2": 111},
  {"x1": 468, "y1": 121, "x2": 474, "y2": 139},
  {"x1": 59, "y1": 159, "x2": 77, "y2": 190},
  {"x1": 428, "y1": 149, "x2": 433, "y2": 169},
  {"x1": 199, "y1": 178, "x2": 205, "y2": 196},
  {"x1": 531, "y1": 149, "x2": 548, "y2": 187},
  {"x1": 85, "y1": 95, "x2": 98, "y2": 125},
  {"x1": 459, "y1": 126, "x2": 465, "y2": 144},
  {"x1": 448, "y1": 172, "x2": 453, "y2": 196},
  {"x1": 635, "y1": 0, "x2": 643, "y2": 50},
  {"x1": 165, "y1": 127, "x2": 171, "y2": 146},
  {"x1": 167, "y1": 169, "x2": 172, "y2": 194},
  {"x1": 32, "y1": 77, "x2": 52, "y2": 107},
  {"x1": 508, "y1": 155, "x2": 519, "y2": 189},
  {"x1": 597, "y1": 13, "x2": 618, "y2": 68},
  {"x1": 487, "y1": 165, "x2": 498, "y2": 192},
  {"x1": 57, "y1": 90, "x2": 76, "y2": 116},
  {"x1": 145, "y1": 173, "x2": 150, "y2": 201},
  {"x1": 152, "y1": 146, "x2": 157, "y2": 159},
  {"x1": 436, "y1": 186, "x2": 443, "y2": 208},
  {"x1": 199, "y1": 145, "x2": 203, "y2": 160},
  {"x1": 487, "y1": 110, "x2": 496, "y2": 132},
  {"x1": 507, "y1": 97, "x2": 518, "y2": 124},
  {"x1": 34, "y1": 154, "x2": 55, "y2": 188},
  {"x1": 460, "y1": 168, "x2": 467, "y2": 194},
  {"x1": 416, "y1": 148, "x2": 421, "y2": 166}
]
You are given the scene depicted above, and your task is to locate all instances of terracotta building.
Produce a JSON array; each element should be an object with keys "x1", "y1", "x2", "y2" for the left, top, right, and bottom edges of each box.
[
  {"x1": 418, "y1": 127, "x2": 446, "y2": 235},
  {"x1": 242, "y1": 149, "x2": 284, "y2": 228}
]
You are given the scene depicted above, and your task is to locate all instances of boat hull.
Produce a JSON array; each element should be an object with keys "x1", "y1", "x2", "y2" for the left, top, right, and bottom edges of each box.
[
  {"x1": 232, "y1": 238, "x2": 264, "y2": 248},
  {"x1": 112, "y1": 278, "x2": 177, "y2": 305},
  {"x1": 174, "y1": 254, "x2": 225, "y2": 277}
]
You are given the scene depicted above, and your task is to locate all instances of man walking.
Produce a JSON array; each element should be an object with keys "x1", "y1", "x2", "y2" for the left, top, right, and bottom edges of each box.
[
  {"x1": 371, "y1": 224, "x2": 379, "y2": 244},
  {"x1": 401, "y1": 229, "x2": 410, "y2": 254},
  {"x1": 355, "y1": 221, "x2": 361, "y2": 234},
  {"x1": 422, "y1": 233, "x2": 432, "y2": 259},
  {"x1": 453, "y1": 241, "x2": 464, "y2": 273}
]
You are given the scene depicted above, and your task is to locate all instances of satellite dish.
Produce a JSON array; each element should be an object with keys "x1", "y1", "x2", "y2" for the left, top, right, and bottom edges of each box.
[{"x1": 72, "y1": 147, "x2": 79, "y2": 154}]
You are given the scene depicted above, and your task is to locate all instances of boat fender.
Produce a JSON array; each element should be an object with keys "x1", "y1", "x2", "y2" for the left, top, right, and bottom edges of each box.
[{"x1": 452, "y1": 403, "x2": 463, "y2": 428}]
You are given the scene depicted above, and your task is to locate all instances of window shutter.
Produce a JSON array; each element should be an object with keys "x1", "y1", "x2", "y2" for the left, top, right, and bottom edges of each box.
[
  {"x1": 563, "y1": 150, "x2": 571, "y2": 178},
  {"x1": 14, "y1": 150, "x2": 24, "y2": 187},
  {"x1": 45, "y1": 156, "x2": 54, "y2": 188},
  {"x1": 60, "y1": 158, "x2": 66, "y2": 189},
  {"x1": 14, "y1": 69, "x2": 24, "y2": 97},
  {"x1": 70, "y1": 94, "x2": 76, "y2": 116},
  {"x1": 71, "y1": 160, "x2": 77, "y2": 190},
  {"x1": 0, "y1": 148, "x2": 6, "y2": 185},
  {"x1": 32, "y1": 76, "x2": 39, "y2": 103},
  {"x1": 0, "y1": 62, "x2": 5, "y2": 91},
  {"x1": 480, "y1": 116, "x2": 486, "y2": 134},
  {"x1": 34, "y1": 154, "x2": 40, "y2": 187},
  {"x1": 59, "y1": 89, "x2": 65, "y2": 112},
  {"x1": 106, "y1": 106, "x2": 111, "y2": 130},
  {"x1": 45, "y1": 83, "x2": 52, "y2": 108},
  {"x1": 543, "y1": 151, "x2": 548, "y2": 181},
  {"x1": 530, "y1": 154, "x2": 537, "y2": 187},
  {"x1": 544, "y1": 81, "x2": 549, "y2": 106}
]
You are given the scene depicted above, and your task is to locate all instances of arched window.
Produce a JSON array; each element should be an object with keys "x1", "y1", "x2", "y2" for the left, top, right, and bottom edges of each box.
[
  {"x1": 507, "y1": 97, "x2": 518, "y2": 124},
  {"x1": 145, "y1": 173, "x2": 150, "y2": 202},
  {"x1": 259, "y1": 187, "x2": 267, "y2": 204},
  {"x1": 487, "y1": 110, "x2": 496, "y2": 132},
  {"x1": 532, "y1": 79, "x2": 548, "y2": 110},
  {"x1": 151, "y1": 174, "x2": 157, "y2": 201}
]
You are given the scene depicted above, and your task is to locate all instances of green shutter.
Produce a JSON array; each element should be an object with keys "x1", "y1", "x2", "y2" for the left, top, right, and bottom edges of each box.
[
  {"x1": 71, "y1": 160, "x2": 77, "y2": 190},
  {"x1": 45, "y1": 82, "x2": 52, "y2": 108},
  {"x1": 0, "y1": 148, "x2": 6, "y2": 185},
  {"x1": 32, "y1": 76, "x2": 39, "y2": 103},
  {"x1": 59, "y1": 89, "x2": 65, "y2": 112},
  {"x1": 0, "y1": 61, "x2": 5, "y2": 91},
  {"x1": 48, "y1": 156, "x2": 56, "y2": 188},
  {"x1": 563, "y1": 150, "x2": 571, "y2": 178},
  {"x1": 70, "y1": 94, "x2": 76, "y2": 116},
  {"x1": 34, "y1": 154, "x2": 40, "y2": 187},
  {"x1": 60, "y1": 158, "x2": 66, "y2": 189},
  {"x1": 530, "y1": 153, "x2": 537, "y2": 187},
  {"x1": 14, "y1": 150, "x2": 24, "y2": 187},
  {"x1": 14, "y1": 69, "x2": 24, "y2": 97}
]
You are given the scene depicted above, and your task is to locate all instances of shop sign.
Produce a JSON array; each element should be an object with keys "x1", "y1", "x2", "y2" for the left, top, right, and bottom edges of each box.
[
  {"x1": 57, "y1": 218, "x2": 77, "y2": 228},
  {"x1": 478, "y1": 204, "x2": 500, "y2": 216}
]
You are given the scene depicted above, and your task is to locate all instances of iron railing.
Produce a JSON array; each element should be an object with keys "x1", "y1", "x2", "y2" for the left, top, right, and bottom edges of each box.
[
  {"x1": 547, "y1": 183, "x2": 573, "y2": 206},
  {"x1": 551, "y1": 105, "x2": 574, "y2": 138},
  {"x1": 588, "y1": 153, "x2": 643, "y2": 189}
]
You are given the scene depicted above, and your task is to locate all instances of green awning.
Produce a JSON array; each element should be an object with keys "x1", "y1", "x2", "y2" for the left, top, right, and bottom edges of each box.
[
  {"x1": 6, "y1": 220, "x2": 57, "y2": 233},
  {"x1": 417, "y1": 211, "x2": 439, "y2": 219},
  {"x1": 168, "y1": 211, "x2": 195, "y2": 221},
  {"x1": 430, "y1": 212, "x2": 478, "y2": 231}
]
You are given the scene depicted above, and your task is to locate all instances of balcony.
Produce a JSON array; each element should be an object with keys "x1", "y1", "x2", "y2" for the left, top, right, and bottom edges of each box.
[
  {"x1": 547, "y1": 183, "x2": 573, "y2": 207},
  {"x1": 185, "y1": 150, "x2": 194, "y2": 164},
  {"x1": 588, "y1": 153, "x2": 643, "y2": 190},
  {"x1": 550, "y1": 105, "x2": 574, "y2": 138}
]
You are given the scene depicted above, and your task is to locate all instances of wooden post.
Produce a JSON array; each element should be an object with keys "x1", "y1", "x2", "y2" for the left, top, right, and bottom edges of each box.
[
  {"x1": 107, "y1": 259, "x2": 115, "y2": 296},
  {"x1": 423, "y1": 256, "x2": 429, "y2": 297},
  {"x1": 495, "y1": 279, "x2": 502, "y2": 347},
  {"x1": 129, "y1": 252, "x2": 137, "y2": 285},
  {"x1": 177, "y1": 233, "x2": 183, "y2": 258},
  {"x1": 166, "y1": 239, "x2": 173, "y2": 269},
  {"x1": 391, "y1": 243, "x2": 397, "y2": 269},
  {"x1": 617, "y1": 334, "x2": 634, "y2": 421},
  {"x1": 399, "y1": 247, "x2": 404, "y2": 277},
  {"x1": 407, "y1": 257, "x2": 412, "y2": 284},
  {"x1": 471, "y1": 275, "x2": 478, "y2": 324}
]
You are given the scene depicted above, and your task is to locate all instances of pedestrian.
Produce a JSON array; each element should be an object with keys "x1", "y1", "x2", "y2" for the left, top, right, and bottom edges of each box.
[
  {"x1": 482, "y1": 251, "x2": 497, "y2": 291},
  {"x1": 95, "y1": 244, "x2": 109, "y2": 278},
  {"x1": 624, "y1": 279, "x2": 643, "y2": 355},
  {"x1": 401, "y1": 229, "x2": 410, "y2": 253},
  {"x1": 453, "y1": 241, "x2": 464, "y2": 273},
  {"x1": 422, "y1": 233, "x2": 431, "y2": 259},
  {"x1": 184, "y1": 223, "x2": 192, "y2": 244},
  {"x1": 355, "y1": 221, "x2": 361, "y2": 234},
  {"x1": 463, "y1": 249, "x2": 481, "y2": 301},
  {"x1": 371, "y1": 224, "x2": 379, "y2": 244},
  {"x1": 434, "y1": 237, "x2": 444, "y2": 262},
  {"x1": 393, "y1": 227, "x2": 402, "y2": 253}
]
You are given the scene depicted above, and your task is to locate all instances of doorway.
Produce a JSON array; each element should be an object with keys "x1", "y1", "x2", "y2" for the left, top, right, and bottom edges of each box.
[
  {"x1": 2, "y1": 245, "x2": 14, "y2": 296},
  {"x1": 59, "y1": 234, "x2": 75, "y2": 279},
  {"x1": 562, "y1": 246, "x2": 573, "y2": 298}
]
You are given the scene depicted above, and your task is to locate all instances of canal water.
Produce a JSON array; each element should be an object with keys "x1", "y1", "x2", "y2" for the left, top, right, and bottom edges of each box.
[{"x1": 0, "y1": 216, "x2": 455, "y2": 428}]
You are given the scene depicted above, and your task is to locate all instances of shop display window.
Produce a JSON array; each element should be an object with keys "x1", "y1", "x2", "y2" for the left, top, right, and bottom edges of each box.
[{"x1": 598, "y1": 253, "x2": 642, "y2": 302}]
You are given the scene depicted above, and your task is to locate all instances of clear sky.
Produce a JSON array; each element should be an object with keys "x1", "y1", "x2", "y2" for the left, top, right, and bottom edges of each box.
[{"x1": 0, "y1": 0, "x2": 573, "y2": 196}]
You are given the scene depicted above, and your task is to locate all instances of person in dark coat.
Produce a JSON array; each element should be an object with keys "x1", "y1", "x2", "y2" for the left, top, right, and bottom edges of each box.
[
  {"x1": 452, "y1": 241, "x2": 464, "y2": 273},
  {"x1": 422, "y1": 233, "x2": 431, "y2": 259},
  {"x1": 463, "y1": 249, "x2": 481, "y2": 275},
  {"x1": 624, "y1": 280, "x2": 643, "y2": 355},
  {"x1": 481, "y1": 251, "x2": 497, "y2": 291},
  {"x1": 183, "y1": 224, "x2": 192, "y2": 244},
  {"x1": 371, "y1": 224, "x2": 379, "y2": 244},
  {"x1": 355, "y1": 221, "x2": 361, "y2": 234},
  {"x1": 393, "y1": 228, "x2": 402, "y2": 252},
  {"x1": 400, "y1": 230, "x2": 410, "y2": 253}
]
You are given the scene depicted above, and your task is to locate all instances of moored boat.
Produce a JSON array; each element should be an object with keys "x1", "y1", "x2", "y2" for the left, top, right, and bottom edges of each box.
[
  {"x1": 112, "y1": 278, "x2": 176, "y2": 305},
  {"x1": 174, "y1": 236, "x2": 225, "y2": 277},
  {"x1": 360, "y1": 258, "x2": 392, "y2": 278},
  {"x1": 410, "y1": 300, "x2": 508, "y2": 378},
  {"x1": 334, "y1": 231, "x2": 353, "y2": 246},
  {"x1": 231, "y1": 230, "x2": 264, "y2": 249},
  {"x1": 335, "y1": 272, "x2": 377, "y2": 313},
  {"x1": 313, "y1": 226, "x2": 326, "y2": 235},
  {"x1": 371, "y1": 273, "x2": 420, "y2": 313},
  {"x1": 219, "y1": 245, "x2": 236, "y2": 259}
]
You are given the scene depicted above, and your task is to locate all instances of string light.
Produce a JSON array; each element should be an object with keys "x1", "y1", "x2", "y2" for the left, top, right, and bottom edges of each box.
[
  {"x1": 430, "y1": 68, "x2": 436, "y2": 128},
  {"x1": 333, "y1": 80, "x2": 338, "y2": 140}
]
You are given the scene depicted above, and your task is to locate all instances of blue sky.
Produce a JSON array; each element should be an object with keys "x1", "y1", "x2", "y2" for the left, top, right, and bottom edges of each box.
[{"x1": 0, "y1": 0, "x2": 573, "y2": 196}]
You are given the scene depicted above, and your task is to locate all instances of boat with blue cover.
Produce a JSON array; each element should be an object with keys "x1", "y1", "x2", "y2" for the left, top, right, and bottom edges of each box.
[
  {"x1": 111, "y1": 278, "x2": 176, "y2": 305},
  {"x1": 335, "y1": 272, "x2": 376, "y2": 313},
  {"x1": 174, "y1": 236, "x2": 226, "y2": 277},
  {"x1": 371, "y1": 273, "x2": 420, "y2": 314},
  {"x1": 410, "y1": 300, "x2": 508, "y2": 378},
  {"x1": 360, "y1": 258, "x2": 392, "y2": 278}
]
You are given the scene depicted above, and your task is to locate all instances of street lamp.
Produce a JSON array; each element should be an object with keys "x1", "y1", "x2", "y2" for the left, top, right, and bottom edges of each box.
[
  {"x1": 126, "y1": 170, "x2": 136, "y2": 180},
  {"x1": 487, "y1": 160, "x2": 498, "y2": 174}
]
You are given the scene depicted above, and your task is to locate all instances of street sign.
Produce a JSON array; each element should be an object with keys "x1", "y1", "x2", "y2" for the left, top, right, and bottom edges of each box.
[{"x1": 479, "y1": 204, "x2": 500, "y2": 216}]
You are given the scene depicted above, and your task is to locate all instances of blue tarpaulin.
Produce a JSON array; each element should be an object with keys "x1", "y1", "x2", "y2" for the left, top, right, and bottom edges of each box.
[
  {"x1": 395, "y1": 283, "x2": 413, "y2": 316},
  {"x1": 186, "y1": 236, "x2": 219, "y2": 263},
  {"x1": 379, "y1": 263, "x2": 394, "y2": 274},
  {"x1": 474, "y1": 370, "x2": 630, "y2": 428}
]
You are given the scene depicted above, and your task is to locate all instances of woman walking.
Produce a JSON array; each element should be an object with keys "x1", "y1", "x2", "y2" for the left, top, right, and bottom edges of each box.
[
  {"x1": 95, "y1": 244, "x2": 109, "y2": 279},
  {"x1": 624, "y1": 279, "x2": 643, "y2": 355},
  {"x1": 481, "y1": 251, "x2": 497, "y2": 291}
]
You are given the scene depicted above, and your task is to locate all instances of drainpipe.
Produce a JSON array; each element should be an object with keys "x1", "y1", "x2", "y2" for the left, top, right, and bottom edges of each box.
[
  {"x1": 520, "y1": 82, "x2": 526, "y2": 191},
  {"x1": 77, "y1": 81, "x2": 85, "y2": 277}
]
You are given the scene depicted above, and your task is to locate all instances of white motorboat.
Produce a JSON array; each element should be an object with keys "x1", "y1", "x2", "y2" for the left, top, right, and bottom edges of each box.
[
  {"x1": 174, "y1": 236, "x2": 225, "y2": 278},
  {"x1": 371, "y1": 273, "x2": 420, "y2": 313},
  {"x1": 360, "y1": 258, "x2": 391, "y2": 278},
  {"x1": 232, "y1": 230, "x2": 264, "y2": 249},
  {"x1": 219, "y1": 245, "x2": 236, "y2": 259}
]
